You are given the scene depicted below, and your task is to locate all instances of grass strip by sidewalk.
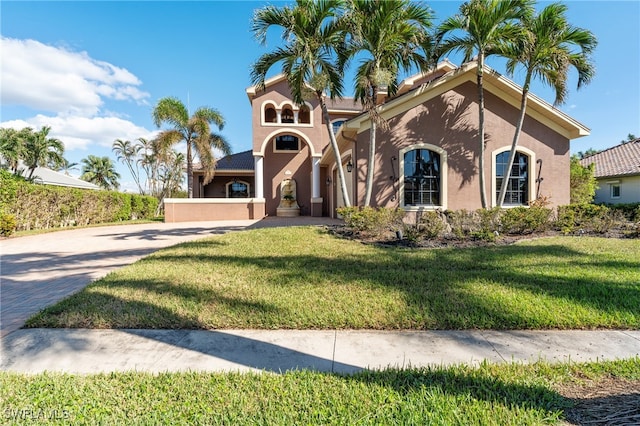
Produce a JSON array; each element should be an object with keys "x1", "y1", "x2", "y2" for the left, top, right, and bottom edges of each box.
[
  {"x1": 2, "y1": 358, "x2": 638, "y2": 425},
  {"x1": 26, "y1": 226, "x2": 640, "y2": 330}
]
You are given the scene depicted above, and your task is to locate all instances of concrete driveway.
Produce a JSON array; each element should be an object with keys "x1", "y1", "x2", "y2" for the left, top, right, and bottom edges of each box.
[{"x1": 0, "y1": 220, "x2": 261, "y2": 337}]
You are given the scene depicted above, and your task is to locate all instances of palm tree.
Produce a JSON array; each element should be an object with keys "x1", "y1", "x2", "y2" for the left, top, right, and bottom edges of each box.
[
  {"x1": 0, "y1": 127, "x2": 25, "y2": 173},
  {"x1": 496, "y1": 2, "x2": 596, "y2": 207},
  {"x1": 342, "y1": 0, "x2": 434, "y2": 206},
  {"x1": 80, "y1": 155, "x2": 121, "y2": 190},
  {"x1": 56, "y1": 158, "x2": 79, "y2": 176},
  {"x1": 251, "y1": 0, "x2": 352, "y2": 207},
  {"x1": 437, "y1": 0, "x2": 533, "y2": 208},
  {"x1": 152, "y1": 97, "x2": 231, "y2": 198},
  {"x1": 113, "y1": 138, "x2": 145, "y2": 194},
  {"x1": 22, "y1": 126, "x2": 65, "y2": 180}
]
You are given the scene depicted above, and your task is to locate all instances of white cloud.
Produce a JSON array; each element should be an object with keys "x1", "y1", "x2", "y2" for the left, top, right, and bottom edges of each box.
[
  {"x1": 1, "y1": 115, "x2": 158, "y2": 151},
  {"x1": 0, "y1": 37, "x2": 156, "y2": 152},
  {"x1": 0, "y1": 37, "x2": 150, "y2": 116}
]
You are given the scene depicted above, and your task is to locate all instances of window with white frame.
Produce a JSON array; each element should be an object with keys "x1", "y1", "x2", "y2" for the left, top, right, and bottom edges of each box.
[
  {"x1": 403, "y1": 148, "x2": 441, "y2": 206},
  {"x1": 495, "y1": 151, "x2": 529, "y2": 205},
  {"x1": 611, "y1": 184, "x2": 621, "y2": 198}
]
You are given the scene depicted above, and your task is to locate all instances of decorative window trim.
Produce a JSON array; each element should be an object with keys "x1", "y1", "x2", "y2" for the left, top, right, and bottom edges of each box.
[
  {"x1": 225, "y1": 180, "x2": 251, "y2": 198},
  {"x1": 491, "y1": 146, "x2": 536, "y2": 207},
  {"x1": 259, "y1": 100, "x2": 314, "y2": 127},
  {"x1": 399, "y1": 143, "x2": 448, "y2": 211}
]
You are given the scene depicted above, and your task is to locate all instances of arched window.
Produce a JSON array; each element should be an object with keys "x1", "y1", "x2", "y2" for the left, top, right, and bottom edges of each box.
[
  {"x1": 404, "y1": 149, "x2": 441, "y2": 206},
  {"x1": 281, "y1": 106, "x2": 294, "y2": 123},
  {"x1": 495, "y1": 151, "x2": 529, "y2": 205},
  {"x1": 298, "y1": 105, "x2": 311, "y2": 124},
  {"x1": 226, "y1": 180, "x2": 250, "y2": 198},
  {"x1": 264, "y1": 105, "x2": 277, "y2": 123},
  {"x1": 274, "y1": 135, "x2": 299, "y2": 152}
]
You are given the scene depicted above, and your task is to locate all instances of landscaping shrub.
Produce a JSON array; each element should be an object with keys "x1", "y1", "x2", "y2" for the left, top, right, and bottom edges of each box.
[
  {"x1": 602, "y1": 202, "x2": 640, "y2": 222},
  {"x1": 556, "y1": 204, "x2": 614, "y2": 234},
  {"x1": 337, "y1": 206, "x2": 404, "y2": 237},
  {"x1": 403, "y1": 210, "x2": 447, "y2": 243},
  {"x1": 0, "y1": 173, "x2": 158, "y2": 232},
  {"x1": 500, "y1": 206, "x2": 552, "y2": 235},
  {"x1": 444, "y1": 209, "x2": 477, "y2": 239},
  {"x1": 0, "y1": 212, "x2": 16, "y2": 236}
]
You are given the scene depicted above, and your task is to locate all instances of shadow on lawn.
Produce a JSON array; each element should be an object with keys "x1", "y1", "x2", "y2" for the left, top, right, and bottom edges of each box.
[{"x1": 148, "y1": 238, "x2": 639, "y2": 328}]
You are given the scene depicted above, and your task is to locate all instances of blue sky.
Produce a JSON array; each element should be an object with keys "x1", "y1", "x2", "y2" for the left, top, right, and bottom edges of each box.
[{"x1": 1, "y1": 1, "x2": 639, "y2": 191}]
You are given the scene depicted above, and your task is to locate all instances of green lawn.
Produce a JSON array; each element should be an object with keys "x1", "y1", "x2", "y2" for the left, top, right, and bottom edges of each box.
[
  {"x1": 2, "y1": 358, "x2": 638, "y2": 425},
  {"x1": 26, "y1": 226, "x2": 640, "y2": 330}
]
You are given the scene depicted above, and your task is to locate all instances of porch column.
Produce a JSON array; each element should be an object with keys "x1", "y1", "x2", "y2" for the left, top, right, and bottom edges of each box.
[
  {"x1": 255, "y1": 155, "x2": 264, "y2": 199},
  {"x1": 311, "y1": 155, "x2": 323, "y2": 217}
]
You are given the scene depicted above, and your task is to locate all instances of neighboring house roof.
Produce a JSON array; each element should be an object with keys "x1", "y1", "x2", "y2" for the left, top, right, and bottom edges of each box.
[
  {"x1": 580, "y1": 139, "x2": 640, "y2": 178},
  {"x1": 19, "y1": 166, "x2": 101, "y2": 190},
  {"x1": 194, "y1": 150, "x2": 255, "y2": 172}
]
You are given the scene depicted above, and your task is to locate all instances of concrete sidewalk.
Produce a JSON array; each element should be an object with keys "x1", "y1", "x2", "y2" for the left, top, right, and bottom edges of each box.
[{"x1": 2, "y1": 328, "x2": 639, "y2": 374}]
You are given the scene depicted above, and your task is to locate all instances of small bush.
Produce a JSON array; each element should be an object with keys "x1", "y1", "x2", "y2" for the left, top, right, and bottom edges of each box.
[
  {"x1": 501, "y1": 206, "x2": 552, "y2": 235},
  {"x1": 556, "y1": 204, "x2": 613, "y2": 234},
  {"x1": 337, "y1": 206, "x2": 404, "y2": 237},
  {"x1": 0, "y1": 212, "x2": 16, "y2": 236},
  {"x1": 444, "y1": 209, "x2": 477, "y2": 239}
]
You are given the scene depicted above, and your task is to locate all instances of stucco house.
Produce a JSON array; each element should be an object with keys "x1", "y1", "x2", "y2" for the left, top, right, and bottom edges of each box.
[
  {"x1": 164, "y1": 60, "x2": 590, "y2": 222},
  {"x1": 579, "y1": 139, "x2": 640, "y2": 204}
]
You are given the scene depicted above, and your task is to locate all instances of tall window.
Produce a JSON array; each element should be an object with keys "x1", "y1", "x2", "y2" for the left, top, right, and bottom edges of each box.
[
  {"x1": 496, "y1": 151, "x2": 529, "y2": 205},
  {"x1": 404, "y1": 149, "x2": 440, "y2": 206}
]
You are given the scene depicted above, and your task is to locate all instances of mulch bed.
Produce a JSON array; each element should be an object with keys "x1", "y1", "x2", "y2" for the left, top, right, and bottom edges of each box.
[{"x1": 557, "y1": 377, "x2": 640, "y2": 425}]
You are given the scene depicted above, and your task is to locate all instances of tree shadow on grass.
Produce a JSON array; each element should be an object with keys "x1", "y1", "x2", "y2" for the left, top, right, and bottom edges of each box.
[{"x1": 148, "y1": 238, "x2": 639, "y2": 328}]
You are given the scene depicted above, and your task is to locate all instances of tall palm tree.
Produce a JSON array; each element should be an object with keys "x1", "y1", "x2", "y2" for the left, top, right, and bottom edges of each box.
[
  {"x1": 22, "y1": 126, "x2": 65, "y2": 179},
  {"x1": 80, "y1": 155, "x2": 121, "y2": 190},
  {"x1": 152, "y1": 97, "x2": 231, "y2": 198},
  {"x1": 497, "y1": 3, "x2": 596, "y2": 207},
  {"x1": 437, "y1": 0, "x2": 533, "y2": 208},
  {"x1": 342, "y1": 0, "x2": 434, "y2": 206},
  {"x1": 113, "y1": 138, "x2": 144, "y2": 194},
  {"x1": 251, "y1": 0, "x2": 352, "y2": 207}
]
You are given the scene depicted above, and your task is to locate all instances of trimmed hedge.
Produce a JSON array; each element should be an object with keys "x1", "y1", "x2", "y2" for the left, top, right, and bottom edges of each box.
[{"x1": 0, "y1": 170, "x2": 158, "y2": 234}]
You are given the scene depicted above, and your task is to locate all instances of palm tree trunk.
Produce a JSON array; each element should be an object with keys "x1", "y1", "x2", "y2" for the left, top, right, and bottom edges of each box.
[
  {"x1": 364, "y1": 119, "x2": 376, "y2": 207},
  {"x1": 477, "y1": 54, "x2": 488, "y2": 209},
  {"x1": 497, "y1": 75, "x2": 531, "y2": 207},
  {"x1": 320, "y1": 96, "x2": 351, "y2": 208},
  {"x1": 186, "y1": 142, "x2": 193, "y2": 198}
]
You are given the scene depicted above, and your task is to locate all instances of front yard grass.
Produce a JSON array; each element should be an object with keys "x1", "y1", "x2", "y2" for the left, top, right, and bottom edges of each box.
[
  {"x1": 1, "y1": 358, "x2": 638, "y2": 425},
  {"x1": 26, "y1": 226, "x2": 640, "y2": 330}
]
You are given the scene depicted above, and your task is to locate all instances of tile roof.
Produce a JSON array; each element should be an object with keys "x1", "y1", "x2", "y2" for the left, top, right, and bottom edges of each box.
[
  {"x1": 326, "y1": 97, "x2": 362, "y2": 111},
  {"x1": 193, "y1": 150, "x2": 255, "y2": 172},
  {"x1": 580, "y1": 139, "x2": 640, "y2": 178}
]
